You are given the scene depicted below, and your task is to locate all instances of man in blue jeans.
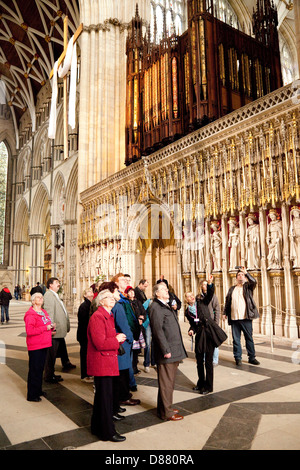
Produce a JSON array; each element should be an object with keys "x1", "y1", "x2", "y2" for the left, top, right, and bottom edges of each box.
[
  {"x1": 0, "y1": 287, "x2": 12, "y2": 324},
  {"x1": 223, "y1": 267, "x2": 260, "y2": 366}
]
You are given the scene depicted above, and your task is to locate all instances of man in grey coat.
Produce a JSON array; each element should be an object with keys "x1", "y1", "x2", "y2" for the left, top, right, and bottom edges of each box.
[
  {"x1": 43, "y1": 277, "x2": 71, "y2": 383},
  {"x1": 149, "y1": 282, "x2": 187, "y2": 421}
]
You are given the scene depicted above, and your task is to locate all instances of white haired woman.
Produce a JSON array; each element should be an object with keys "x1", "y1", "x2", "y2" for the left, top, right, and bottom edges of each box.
[
  {"x1": 24, "y1": 292, "x2": 56, "y2": 402},
  {"x1": 87, "y1": 289, "x2": 127, "y2": 442}
]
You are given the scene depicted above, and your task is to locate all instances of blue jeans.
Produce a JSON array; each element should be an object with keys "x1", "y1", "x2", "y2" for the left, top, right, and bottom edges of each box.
[
  {"x1": 231, "y1": 319, "x2": 256, "y2": 361},
  {"x1": 129, "y1": 349, "x2": 137, "y2": 388},
  {"x1": 213, "y1": 347, "x2": 219, "y2": 365},
  {"x1": 1, "y1": 305, "x2": 9, "y2": 323},
  {"x1": 143, "y1": 325, "x2": 155, "y2": 367}
]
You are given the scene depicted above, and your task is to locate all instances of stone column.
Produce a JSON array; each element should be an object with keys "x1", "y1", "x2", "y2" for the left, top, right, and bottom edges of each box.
[
  {"x1": 239, "y1": 211, "x2": 246, "y2": 266},
  {"x1": 29, "y1": 234, "x2": 45, "y2": 287},
  {"x1": 221, "y1": 215, "x2": 229, "y2": 303},
  {"x1": 205, "y1": 218, "x2": 212, "y2": 274},
  {"x1": 50, "y1": 224, "x2": 60, "y2": 277},
  {"x1": 295, "y1": 0, "x2": 300, "y2": 79},
  {"x1": 13, "y1": 242, "x2": 28, "y2": 286},
  {"x1": 78, "y1": 0, "x2": 150, "y2": 193},
  {"x1": 281, "y1": 203, "x2": 298, "y2": 338},
  {"x1": 176, "y1": 240, "x2": 185, "y2": 322},
  {"x1": 259, "y1": 208, "x2": 271, "y2": 335}
]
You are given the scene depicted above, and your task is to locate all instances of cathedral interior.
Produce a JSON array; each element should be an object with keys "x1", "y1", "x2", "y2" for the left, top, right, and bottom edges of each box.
[{"x1": 0, "y1": 0, "x2": 300, "y2": 452}]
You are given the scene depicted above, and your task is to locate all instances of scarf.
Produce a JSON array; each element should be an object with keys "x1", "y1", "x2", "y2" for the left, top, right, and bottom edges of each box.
[{"x1": 188, "y1": 303, "x2": 196, "y2": 317}]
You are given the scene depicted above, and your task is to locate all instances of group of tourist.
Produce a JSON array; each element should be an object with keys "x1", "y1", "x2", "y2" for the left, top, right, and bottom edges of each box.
[{"x1": 23, "y1": 266, "x2": 260, "y2": 443}]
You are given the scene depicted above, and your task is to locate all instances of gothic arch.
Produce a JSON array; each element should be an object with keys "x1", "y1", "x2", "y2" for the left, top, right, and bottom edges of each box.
[
  {"x1": 29, "y1": 183, "x2": 50, "y2": 234},
  {"x1": 52, "y1": 171, "x2": 66, "y2": 225},
  {"x1": 279, "y1": 22, "x2": 298, "y2": 84},
  {"x1": 125, "y1": 197, "x2": 178, "y2": 287},
  {"x1": 33, "y1": 125, "x2": 50, "y2": 171},
  {"x1": 14, "y1": 198, "x2": 29, "y2": 243},
  {"x1": 53, "y1": 102, "x2": 64, "y2": 145},
  {"x1": 65, "y1": 160, "x2": 78, "y2": 221},
  {"x1": 0, "y1": 131, "x2": 16, "y2": 157},
  {"x1": 17, "y1": 146, "x2": 31, "y2": 190}
]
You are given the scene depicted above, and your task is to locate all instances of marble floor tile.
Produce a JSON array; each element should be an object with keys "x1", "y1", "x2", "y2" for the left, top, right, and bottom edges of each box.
[{"x1": 1, "y1": 301, "x2": 300, "y2": 451}]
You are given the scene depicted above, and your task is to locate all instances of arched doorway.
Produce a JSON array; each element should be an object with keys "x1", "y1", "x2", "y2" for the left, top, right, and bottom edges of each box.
[
  {"x1": 29, "y1": 183, "x2": 50, "y2": 288},
  {"x1": 132, "y1": 202, "x2": 178, "y2": 296}
]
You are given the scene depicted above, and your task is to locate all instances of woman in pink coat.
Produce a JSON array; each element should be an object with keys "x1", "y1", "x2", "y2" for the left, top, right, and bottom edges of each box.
[
  {"x1": 87, "y1": 289, "x2": 126, "y2": 442},
  {"x1": 24, "y1": 292, "x2": 56, "y2": 401}
]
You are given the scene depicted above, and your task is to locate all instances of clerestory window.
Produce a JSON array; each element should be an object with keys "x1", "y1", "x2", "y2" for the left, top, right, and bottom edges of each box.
[
  {"x1": 150, "y1": 0, "x2": 187, "y2": 42},
  {"x1": 0, "y1": 141, "x2": 8, "y2": 264}
]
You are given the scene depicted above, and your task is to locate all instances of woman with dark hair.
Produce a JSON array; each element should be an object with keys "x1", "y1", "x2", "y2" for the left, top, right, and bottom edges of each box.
[
  {"x1": 77, "y1": 288, "x2": 94, "y2": 382},
  {"x1": 124, "y1": 286, "x2": 147, "y2": 375}
]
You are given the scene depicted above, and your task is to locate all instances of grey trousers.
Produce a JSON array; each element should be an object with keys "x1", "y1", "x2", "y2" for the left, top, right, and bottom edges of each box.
[{"x1": 157, "y1": 361, "x2": 179, "y2": 420}]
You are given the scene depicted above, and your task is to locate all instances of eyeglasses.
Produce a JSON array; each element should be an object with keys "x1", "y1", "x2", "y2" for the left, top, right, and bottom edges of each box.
[{"x1": 102, "y1": 296, "x2": 115, "y2": 301}]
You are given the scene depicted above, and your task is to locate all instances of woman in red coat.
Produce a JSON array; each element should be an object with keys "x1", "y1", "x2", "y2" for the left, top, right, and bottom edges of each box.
[{"x1": 87, "y1": 289, "x2": 126, "y2": 442}]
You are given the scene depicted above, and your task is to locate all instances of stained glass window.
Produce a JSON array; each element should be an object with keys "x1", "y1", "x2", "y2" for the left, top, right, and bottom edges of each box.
[
  {"x1": 214, "y1": 0, "x2": 239, "y2": 29},
  {"x1": 0, "y1": 141, "x2": 8, "y2": 264},
  {"x1": 150, "y1": 0, "x2": 186, "y2": 42},
  {"x1": 280, "y1": 41, "x2": 296, "y2": 86}
]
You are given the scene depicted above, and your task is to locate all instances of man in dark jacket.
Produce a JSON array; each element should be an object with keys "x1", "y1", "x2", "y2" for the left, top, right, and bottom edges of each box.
[
  {"x1": 0, "y1": 287, "x2": 12, "y2": 323},
  {"x1": 134, "y1": 279, "x2": 148, "y2": 304},
  {"x1": 149, "y1": 282, "x2": 187, "y2": 421},
  {"x1": 30, "y1": 282, "x2": 43, "y2": 296},
  {"x1": 223, "y1": 267, "x2": 260, "y2": 366}
]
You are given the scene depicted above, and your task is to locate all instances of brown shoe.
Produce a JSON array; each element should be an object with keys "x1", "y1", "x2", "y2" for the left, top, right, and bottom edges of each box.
[
  {"x1": 120, "y1": 398, "x2": 141, "y2": 406},
  {"x1": 167, "y1": 414, "x2": 184, "y2": 421}
]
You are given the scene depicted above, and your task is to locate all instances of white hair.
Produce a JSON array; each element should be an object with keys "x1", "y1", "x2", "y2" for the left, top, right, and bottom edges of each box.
[
  {"x1": 97, "y1": 289, "x2": 111, "y2": 303},
  {"x1": 31, "y1": 292, "x2": 43, "y2": 304}
]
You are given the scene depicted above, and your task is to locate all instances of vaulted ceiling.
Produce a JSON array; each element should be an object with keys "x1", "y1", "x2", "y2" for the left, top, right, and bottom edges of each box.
[
  {"x1": 0, "y1": 0, "x2": 79, "y2": 130},
  {"x1": 0, "y1": 0, "x2": 295, "y2": 139}
]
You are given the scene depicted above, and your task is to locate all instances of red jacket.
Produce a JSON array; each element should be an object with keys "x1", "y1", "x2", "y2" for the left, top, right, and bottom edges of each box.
[
  {"x1": 87, "y1": 306, "x2": 119, "y2": 377},
  {"x1": 24, "y1": 306, "x2": 52, "y2": 351}
]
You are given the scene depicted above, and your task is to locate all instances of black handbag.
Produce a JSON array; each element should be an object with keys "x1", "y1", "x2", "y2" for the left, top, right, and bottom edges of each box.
[{"x1": 118, "y1": 343, "x2": 125, "y2": 356}]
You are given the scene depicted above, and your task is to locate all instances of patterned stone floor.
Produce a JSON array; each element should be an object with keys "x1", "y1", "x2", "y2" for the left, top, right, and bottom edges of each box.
[{"x1": 0, "y1": 300, "x2": 300, "y2": 453}]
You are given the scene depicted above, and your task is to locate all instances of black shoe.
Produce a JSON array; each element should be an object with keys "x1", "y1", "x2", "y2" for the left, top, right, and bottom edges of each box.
[
  {"x1": 54, "y1": 374, "x2": 63, "y2": 381},
  {"x1": 27, "y1": 397, "x2": 41, "y2": 402},
  {"x1": 201, "y1": 389, "x2": 212, "y2": 395},
  {"x1": 192, "y1": 385, "x2": 199, "y2": 391},
  {"x1": 45, "y1": 376, "x2": 63, "y2": 384},
  {"x1": 118, "y1": 407, "x2": 126, "y2": 413},
  {"x1": 40, "y1": 391, "x2": 47, "y2": 397},
  {"x1": 235, "y1": 359, "x2": 242, "y2": 366},
  {"x1": 130, "y1": 386, "x2": 137, "y2": 392},
  {"x1": 248, "y1": 358, "x2": 260, "y2": 365},
  {"x1": 111, "y1": 433, "x2": 126, "y2": 442},
  {"x1": 62, "y1": 362, "x2": 76, "y2": 371},
  {"x1": 113, "y1": 414, "x2": 125, "y2": 421}
]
